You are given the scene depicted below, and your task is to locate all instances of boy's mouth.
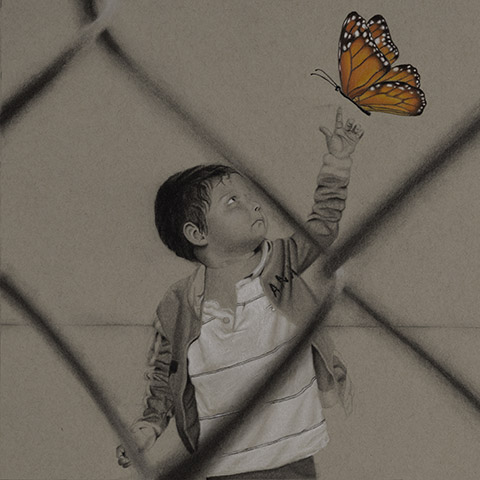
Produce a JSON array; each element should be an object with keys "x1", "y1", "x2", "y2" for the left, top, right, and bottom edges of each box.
[{"x1": 252, "y1": 217, "x2": 265, "y2": 227}]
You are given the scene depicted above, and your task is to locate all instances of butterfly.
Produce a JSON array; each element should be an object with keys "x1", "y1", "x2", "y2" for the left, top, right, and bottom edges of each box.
[{"x1": 312, "y1": 11, "x2": 426, "y2": 116}]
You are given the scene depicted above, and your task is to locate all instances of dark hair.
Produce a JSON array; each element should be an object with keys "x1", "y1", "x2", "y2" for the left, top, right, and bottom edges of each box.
[{"x1": 154, "y1": 164, "x2": 238, "y2": 261}]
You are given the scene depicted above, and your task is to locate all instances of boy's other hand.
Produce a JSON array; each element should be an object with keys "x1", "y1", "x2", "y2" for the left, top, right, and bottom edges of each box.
[
  {"x1": 319, "y1": 107, "x2": 364, "y2": 159},
  {"x1": 116, "y1": 444, "x2": 132, "y2": 469},
  {"x1": 116, "y1": 423, "x2": 157, "y2": 468}
]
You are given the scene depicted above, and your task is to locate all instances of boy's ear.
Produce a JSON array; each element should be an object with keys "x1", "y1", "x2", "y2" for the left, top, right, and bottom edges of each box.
[{"x1": 183, "y1": 222, "x2": 208, "y2": 247}]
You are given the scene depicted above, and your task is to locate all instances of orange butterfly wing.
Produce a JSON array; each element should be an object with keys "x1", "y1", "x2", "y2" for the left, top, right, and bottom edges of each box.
[
  {"x1": 355, "y1": 81, "x2": 426, "y2": 116},
  {"x1": 339, "y1": 12, "x2": 391, "y2": 98},
  {"x1": 377, "y1": 64, "x2": 421, "y2": 88},
  {"x1": 338, "y1": 11, "x2": 426, "y2": 115},
  {"x1": 367, "y1": 15, "x2": 399, "y2": 64}
]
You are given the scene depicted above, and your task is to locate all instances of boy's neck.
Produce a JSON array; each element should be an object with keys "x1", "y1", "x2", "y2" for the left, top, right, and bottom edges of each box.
[
  {"x1": 201, "y1": 246, "x2": 263, "y2": 308},
  {"x1": 198, "y1": 244, "x2": 263, "y2": 277}
]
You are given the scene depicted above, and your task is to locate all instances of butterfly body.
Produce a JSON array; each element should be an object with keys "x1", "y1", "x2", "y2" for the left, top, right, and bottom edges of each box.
[
  {"x1": 313, "y1": 12, "x2": 426, "y2": 116},
  {"x1": 335, "y1": 83, "x2": 372, "y2": 116}
]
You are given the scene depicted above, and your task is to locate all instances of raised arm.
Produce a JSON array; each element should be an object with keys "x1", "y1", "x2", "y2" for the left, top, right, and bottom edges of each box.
[{"x1": 290, "y1": 107, "x2": 364, "y2": 273}]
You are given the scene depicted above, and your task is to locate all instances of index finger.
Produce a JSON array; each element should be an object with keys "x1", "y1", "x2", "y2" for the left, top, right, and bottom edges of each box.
[{"x1": 335, "y1": 107, "x2": 343, "y2": 129}]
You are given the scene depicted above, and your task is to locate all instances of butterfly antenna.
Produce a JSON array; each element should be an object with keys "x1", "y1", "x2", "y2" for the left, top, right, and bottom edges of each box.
[{"x1": 311, "y1": 69, "x2": 339, "y2": 90}]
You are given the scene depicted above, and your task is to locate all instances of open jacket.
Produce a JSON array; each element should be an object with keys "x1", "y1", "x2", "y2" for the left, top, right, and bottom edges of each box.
[{"x1": 136, "y1": 154, "x2": 354, "y2": 453}]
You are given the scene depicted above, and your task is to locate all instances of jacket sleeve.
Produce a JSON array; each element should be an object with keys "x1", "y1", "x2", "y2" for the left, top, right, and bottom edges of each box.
[
  {"x1": 132, "y1": 314, "x2": 175, "y2": 438},
  {"x1": 289, "y1": 153, "x2": 352, "y2": 273}
]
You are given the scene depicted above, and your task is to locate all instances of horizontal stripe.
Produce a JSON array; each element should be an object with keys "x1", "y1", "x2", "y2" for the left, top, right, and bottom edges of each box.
[
  {"x1": 199, "y1": 376, "x2": 318, "y2": 420},
  {"x1": 223, "y1": 420, "x2": 326, "y2": 456},
  {"x1": 190, "y1": 335, "x2": 298, "y2": 379},
  {"x1": 199, "y1": 409, "x2": 241, "y2": 421},
  {"x1": 267, "y1": 376, "x2": 318, "y2": 405}
]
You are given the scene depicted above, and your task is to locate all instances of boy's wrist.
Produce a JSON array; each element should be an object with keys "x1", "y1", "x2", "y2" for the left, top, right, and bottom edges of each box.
[
  {"x1": 321, "y1": 153, "x2": 352, "y2": 179},
  {"x1": 130, "y1": 422, "x2": 161, "y2": 449}
]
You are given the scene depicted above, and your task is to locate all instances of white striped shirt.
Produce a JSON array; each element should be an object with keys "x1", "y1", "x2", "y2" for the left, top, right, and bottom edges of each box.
[{"x1": 187, "y1": 241, "x2": 329, "y2": 476}]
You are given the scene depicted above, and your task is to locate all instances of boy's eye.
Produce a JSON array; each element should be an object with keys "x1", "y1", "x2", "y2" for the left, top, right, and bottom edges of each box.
[{"x1": 227, "y1": 196, "x2": 237, "y2": 205}]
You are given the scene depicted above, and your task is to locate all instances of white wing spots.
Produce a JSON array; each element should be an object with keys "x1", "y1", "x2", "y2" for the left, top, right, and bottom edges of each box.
[
  {"x1": 356, "y1": 21, "x2": 361, "y2": 26},
  {"x1": 375, "y1": 38, "x2": 381, "y2": 45},
  {"x1": 377, "y1": 19, "x2": 382, "y2": 24},
  {"x1": 344, "y1": 32, "x2": 348, "y2": 38},
  {"x1": 370, "y1": 86, "x2": 375, "y2": 91},
  {"x1": 399, "y1": 86, "x2": 405, "y2": 90},
  {"x1": 394, "y1": 67, "x2": 399, "y2": 71},
  {"x1": 373, "y1": 49, "x2": 388, "y2": 64},
  {"x1": 355, "y1": 30, "x2": 360, "y2": 37},
  {"x1": 363, "y1": 31, "x2": 367, "y2": 37}
]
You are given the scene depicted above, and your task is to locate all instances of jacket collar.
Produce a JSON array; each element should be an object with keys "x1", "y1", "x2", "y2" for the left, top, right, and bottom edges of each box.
[{"x1": 187, "y1": 240, "x2": 271, "y2": 317}]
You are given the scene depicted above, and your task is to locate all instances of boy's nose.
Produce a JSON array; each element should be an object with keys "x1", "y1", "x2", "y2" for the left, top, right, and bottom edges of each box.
[{"x1": 246, "y1": 192, "x2": 261, "y2": 211}]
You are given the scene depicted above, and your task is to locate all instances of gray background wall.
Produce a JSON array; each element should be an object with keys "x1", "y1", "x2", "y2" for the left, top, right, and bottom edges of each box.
[{"x1": 1, "y1": 1, "x2": 480, "y2": 479}]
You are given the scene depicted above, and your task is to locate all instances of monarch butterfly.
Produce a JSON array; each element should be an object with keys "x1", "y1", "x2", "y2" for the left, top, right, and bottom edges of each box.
[{"x1": 312, "y1": 11, "x2": 426, "y2": 116}]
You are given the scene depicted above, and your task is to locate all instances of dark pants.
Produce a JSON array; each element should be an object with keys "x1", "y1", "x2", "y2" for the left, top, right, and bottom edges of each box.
[{"x1": 207, "y1": 456, "x2": 317, "y2": 480}]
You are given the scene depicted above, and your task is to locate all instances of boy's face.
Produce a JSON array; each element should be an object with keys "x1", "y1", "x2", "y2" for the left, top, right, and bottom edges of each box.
[{"x1": 203, "y1": 174, "x2": 267, "y2": 255}]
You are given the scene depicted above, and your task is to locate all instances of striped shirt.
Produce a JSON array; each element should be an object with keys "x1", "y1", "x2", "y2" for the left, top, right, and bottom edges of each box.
[{"x1": 187, "y1": 241, "x2": 329, "y2": 476}]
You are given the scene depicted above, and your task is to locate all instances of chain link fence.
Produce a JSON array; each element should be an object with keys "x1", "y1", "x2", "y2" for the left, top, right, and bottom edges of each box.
[{"x1": 2, "y1": 1, "x2": 480, "y2": 479}]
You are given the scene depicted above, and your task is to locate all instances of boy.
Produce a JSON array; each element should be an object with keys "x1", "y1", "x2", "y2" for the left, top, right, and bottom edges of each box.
[{"x1": 117, "y1": 107, "x2": 362, "y2": 479}]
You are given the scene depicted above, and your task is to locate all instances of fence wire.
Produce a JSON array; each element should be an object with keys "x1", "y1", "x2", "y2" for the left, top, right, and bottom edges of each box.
[
  {"x1": 0, "y1": 274, "x2": 156, "y2": 479},
  {"x1": 0, "y1": 0, "x2": 116, "y2": 129},
  {"x1": 1, "y1": 2, "x2": 480, "y2": 479}
]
